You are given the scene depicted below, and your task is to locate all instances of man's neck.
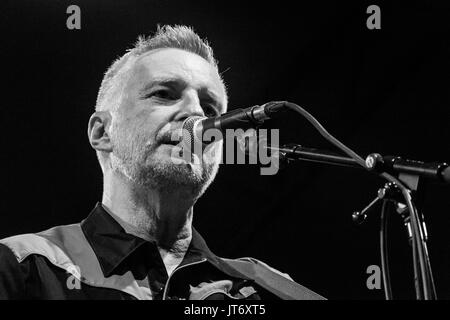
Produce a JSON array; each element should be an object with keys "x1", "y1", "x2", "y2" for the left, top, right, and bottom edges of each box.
[{"x1": 101, "y1": 171, "x2": 195, "y2": 255}]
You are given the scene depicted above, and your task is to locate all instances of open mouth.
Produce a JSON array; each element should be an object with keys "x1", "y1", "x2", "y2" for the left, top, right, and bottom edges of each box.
[{"x1": 160, "y1": 140, "x2": 180, "y2": 146}]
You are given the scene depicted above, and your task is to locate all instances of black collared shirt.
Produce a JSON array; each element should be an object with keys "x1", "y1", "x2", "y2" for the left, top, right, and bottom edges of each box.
[{"x1": 0, "y1": 203, "x2": 264, "y2": 300}]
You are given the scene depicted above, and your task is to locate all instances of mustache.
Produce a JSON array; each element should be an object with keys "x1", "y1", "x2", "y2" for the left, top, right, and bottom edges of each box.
[{"x1": 156, "y1": 122, "x2": 184, "y2": 145}]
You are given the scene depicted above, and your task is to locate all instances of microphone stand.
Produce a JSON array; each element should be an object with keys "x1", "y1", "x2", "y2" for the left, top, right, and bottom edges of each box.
[
  {"x1": 266, "y1": 143, "x2": 448, "y2": 299},
  {"x1": 267, "y1": 144, "x2": 449, "y2": 183},
  {"x1": 221, "y1": 99, "x2": 447, "y2": 299}
]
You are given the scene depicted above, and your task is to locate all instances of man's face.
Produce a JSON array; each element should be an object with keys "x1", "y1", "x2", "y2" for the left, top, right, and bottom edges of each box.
[{"x1": 108, "y1": 48, "x2": 227, "y2": 196}]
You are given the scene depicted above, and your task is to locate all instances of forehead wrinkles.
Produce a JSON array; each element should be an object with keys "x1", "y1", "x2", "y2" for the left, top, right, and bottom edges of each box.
[{"x1": 135, "y1": 49, "x2": 226, "y2": 99}]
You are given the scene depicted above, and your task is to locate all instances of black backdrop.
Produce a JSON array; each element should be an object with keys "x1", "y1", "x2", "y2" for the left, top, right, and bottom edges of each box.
[{"x1": 1, "y1": 0, "x2": 450, "y2": 299}]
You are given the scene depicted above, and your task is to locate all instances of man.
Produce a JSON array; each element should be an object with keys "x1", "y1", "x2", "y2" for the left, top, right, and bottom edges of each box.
[{"x1": 0, "y1": 25, "x2": 324, "y2": 300}]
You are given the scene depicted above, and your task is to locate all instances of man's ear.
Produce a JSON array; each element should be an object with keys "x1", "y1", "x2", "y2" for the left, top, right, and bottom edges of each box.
[{"x1": 87, "y1": 111, "x2": 113, "y2": 152}]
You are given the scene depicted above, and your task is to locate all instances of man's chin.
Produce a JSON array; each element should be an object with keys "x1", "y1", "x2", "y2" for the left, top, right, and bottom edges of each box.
[
  {"x1": 129, "y1": 145, "x2": 220, "y2": 194},
  {"x1": 155, "y1": 144, "x2": 205, "y2": 169},
  {"x1": 141, "y1": 155, "x2": 204, "y2": 187}
]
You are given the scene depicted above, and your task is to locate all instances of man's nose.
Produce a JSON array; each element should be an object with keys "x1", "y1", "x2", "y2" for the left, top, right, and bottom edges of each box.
[{"x1": 174, "y1": 91, "x2": 205, "y2": 121}]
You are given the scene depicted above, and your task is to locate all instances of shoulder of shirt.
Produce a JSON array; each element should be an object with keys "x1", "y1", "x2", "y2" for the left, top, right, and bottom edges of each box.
[
  {"x1": 0, "y1": 225, "x2": 82, "y2": 277},
  {"x1": 0, "y1": 225, "x2": 154, "y2": 300}
]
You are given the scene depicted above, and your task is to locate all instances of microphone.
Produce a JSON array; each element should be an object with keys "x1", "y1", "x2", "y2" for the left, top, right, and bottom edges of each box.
[{"x1": 181, "y1": 101, "x2": 285, "y2": 148}]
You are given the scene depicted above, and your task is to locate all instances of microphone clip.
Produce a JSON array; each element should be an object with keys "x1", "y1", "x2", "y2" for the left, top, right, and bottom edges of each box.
[{"x1": 352, "y1": 182, "x2": 406, "y2": 225}]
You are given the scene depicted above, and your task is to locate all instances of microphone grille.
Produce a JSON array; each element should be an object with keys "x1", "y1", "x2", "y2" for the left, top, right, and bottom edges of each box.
[{"x1": 181, "y1": 116, "x2": 204, "y2": 151}]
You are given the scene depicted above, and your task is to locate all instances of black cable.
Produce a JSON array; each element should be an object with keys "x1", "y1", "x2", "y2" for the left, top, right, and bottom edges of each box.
[
  {"x1": 422, "y1": 238, "x2": 438, "y2": 299},
  {"x1": 280, "y1": 102, "x2": 367, "y2": 168},
  {"x1": 417, "y1": 211, "x2": 437, "y2": 298},
  {"x1": 411, "y1": 218, "x2": 423, "y2": 300},
  {"x1": 403, "y1": 190, "x2": 429, "y2": 299},
  {"x1": 380, "y1": 199, "x2": 393, "y2": 300}
]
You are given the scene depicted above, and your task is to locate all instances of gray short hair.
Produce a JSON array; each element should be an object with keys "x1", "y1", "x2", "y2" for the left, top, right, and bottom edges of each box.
[{"x1": 95, "y1": 25, "x2": 223, "y2": 112}]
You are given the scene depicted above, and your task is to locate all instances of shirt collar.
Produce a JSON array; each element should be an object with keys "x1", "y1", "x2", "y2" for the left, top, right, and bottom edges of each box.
[{"x1": 81, "y1": 202, "x2": 250, "y2": 281}]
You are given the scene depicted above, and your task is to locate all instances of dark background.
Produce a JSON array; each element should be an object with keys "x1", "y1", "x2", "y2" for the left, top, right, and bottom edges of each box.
[{"x1": 1, "y1": 0, "x2": 449, "y2": 299}]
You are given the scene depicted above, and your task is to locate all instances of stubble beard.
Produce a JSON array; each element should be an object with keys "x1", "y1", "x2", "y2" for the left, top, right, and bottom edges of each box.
[{"x1": 110, "y1": 129, "x2": 220, "y2": 200}]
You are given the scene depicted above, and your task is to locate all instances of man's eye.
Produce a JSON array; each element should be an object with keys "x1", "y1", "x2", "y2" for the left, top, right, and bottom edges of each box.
[
  {"x1": 203, "y1": 105, "x2": 219, "y2": 118},
  {"x1": 149, "y1": 90, "x2": 174, "y2": 100}
]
